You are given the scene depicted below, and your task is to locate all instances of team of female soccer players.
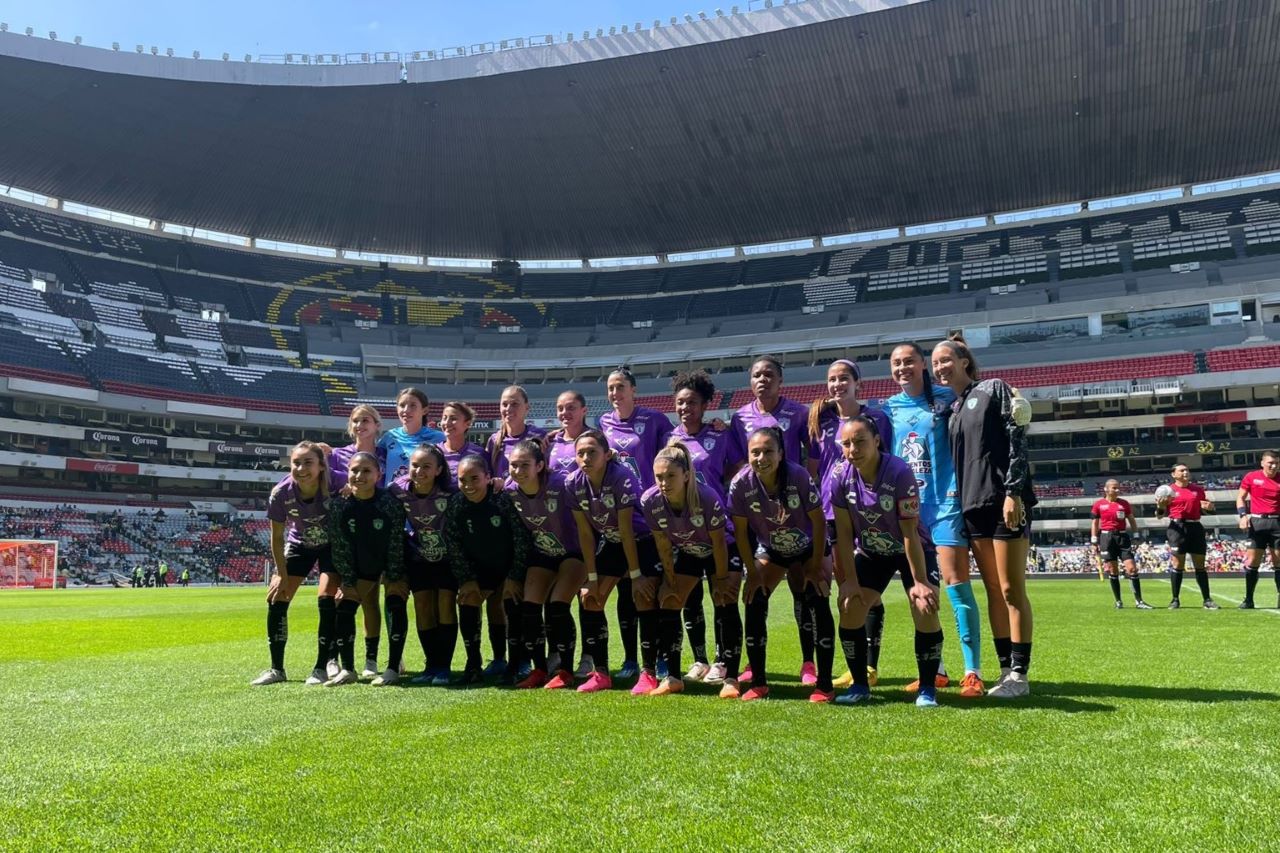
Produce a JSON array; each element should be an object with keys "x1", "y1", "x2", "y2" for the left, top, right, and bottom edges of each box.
[{"x1": 253, "y1": 340, "x2": 1040, "y2": 702}]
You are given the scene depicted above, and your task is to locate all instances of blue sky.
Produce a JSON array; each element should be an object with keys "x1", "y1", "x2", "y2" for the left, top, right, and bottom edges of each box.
[{"x1": 0, "y1": 1, "x2": 696, "y2": 58}]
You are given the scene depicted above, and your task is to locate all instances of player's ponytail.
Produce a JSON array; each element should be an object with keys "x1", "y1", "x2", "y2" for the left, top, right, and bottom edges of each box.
[{"x1": 657, "y1": 439, "x2": 700, "y2": 516}]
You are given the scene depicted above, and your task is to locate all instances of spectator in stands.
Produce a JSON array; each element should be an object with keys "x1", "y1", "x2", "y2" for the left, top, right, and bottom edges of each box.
[
  {"x1": 1236, "y1": 450, "x2": 1280, "y2": 609},
  {"x1": 437, "y1": 401, "x2": 485, "y2": 481}
]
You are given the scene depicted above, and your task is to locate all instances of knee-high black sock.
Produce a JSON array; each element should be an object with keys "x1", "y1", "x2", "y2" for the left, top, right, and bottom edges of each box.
[
  {"x1": 659, "y1": 608, "x2": 683, "y2": 676},
  {"x1": 794, "y1": 594, "x2": 814, "y2": 664},
  {"x1": 714, "y1": 603, "x2": 743, "y2": 678},
  {"x1": 385, "y1": 595, "x2": 407, "y2": 671},
  {"x1": 335, "y1": 599, "x2": 360, "y2": 671},
  {"x1": 838, "y1": 626, "x2": 868, "y2": 688},
  {"x1": 638, "y1": 608, "x2": 660, "y2": 672},
  {"x1": 744, "y1": 590, "x2": 769, "y2": 685},
  {"x1": 364, "y1": 635, "x2": 380, "y2": 667},
  {"x1": 683, "y1": 579, "x2": 709, "y2": 664},
  {"x1": 436, "y1": 621, "x2": 458, "y2": 671},
  {"x1": 1244, "y1": 568, "x2": 1259, "y2": 603},
  {"x1": 315, "y1": 596, "x2": 336, "y2": 670},
  {"x1": 914, "y1": 629, "x2": 944, "y2": 692},
  {"x1": 1108, "y1": 575, "x2": 1122, "y2": 603},
  {"x1": 576, "y1": 598, "x2": 589, "y2": 661},
  {"x1": 417, "y1": 627, "x2": 435, "y2": 668},
  {"x1": 488, "y1": 613, "x2": 506, "y2": 663},
  {"x1": 1170, "y1": 569, "x2": 1184, "y2": 600},
  {"x1": 1194, "y1": 569, "x2": 1212, "y2": 601},
  {"x1": 503, "y1": 597, "x2": 525, "y2": 673},
  {"x1": 617, "y1": 578, "x2": 638, "y2": 663},
  {"x1": 580, "y1": 609, "x2": 609, "y2": 671},
  {"x1": 993, "y1": 635, "x2": 1013, "y2": 672},
  {"x1": 1011, "y1": 641, "x2": 1032, "y2": 675},
  {"x1": 865, "y1": 603, "x2": 885, "y2": 669},
  {"x1": 521, "y1": 600, "x2": 547, "y2": 670},
  {"x1": 267, "y1": 601, "x2": 289, "y2": 671},
  {"x1": 1129, "y1": 574, "x2": 1143, "y2": 602},
  {"x1": 546, "y1": 601, "x2": 575, "y2": 669},
  {"x1": 806, "y1": 591, "x2": 835, "y2": 691},
  {"x1": 458, "y1": 604, "x2": 483, "y2": 670},
  {"x1": 1274, "y1": 570, "x2": 1280, "y2": 595}
]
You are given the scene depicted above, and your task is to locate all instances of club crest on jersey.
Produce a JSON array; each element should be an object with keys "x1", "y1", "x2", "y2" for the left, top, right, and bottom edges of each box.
[
  {"x1": 603, "y1": 494, "x2": 615, "y2": 508},
  {"x1": 546, "y1": 498, "x2": 558, "y2": 513},
  {"x1": 787, "y1": 494, "x2": 800, "y2": 510},
  {"x1": 966, "y1": 397, "x2": 978, "y2": 410},
  {"x1": 692, "y1": 514, "x2": 705, "y2": 528},
  {"x1": 704, "y1": 435, "x2": 717, "y2": 450},
  {"x1": 635, "y1": 422, "x2": 647, "y2": 436},
  {"x1": 435, "y1": 498, "x2": 448, "y2": 512},
  {"x1": 879, "y1": 495, "x2": 894, "y2": 512},
  {"x1": 777, "y1": 417, "x2": 791, "y2": 431},
  {"x1": 490, "y1": 516, "x2": 502, "y2": 528},
  {"x1": 373, "y1": 518, "x2": 385, "y2": 530}
]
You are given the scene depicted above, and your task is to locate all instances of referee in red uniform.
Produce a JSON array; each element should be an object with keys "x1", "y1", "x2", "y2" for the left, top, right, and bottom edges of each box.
[
  {"x1": 1091, "y1": 480, "x2": 1151, "y2": 610},
  {"x1": 1236, "y1": 450, "x2": 1280, "y2": 609},
  {"x1": 1156, "y1": 464, "x2": 1218, "y2": 610}
]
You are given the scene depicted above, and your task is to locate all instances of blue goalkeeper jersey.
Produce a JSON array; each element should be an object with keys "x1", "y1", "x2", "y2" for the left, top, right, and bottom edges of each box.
[{"x1": 882, "y1": 386, "x2": 959, "y2": 524}]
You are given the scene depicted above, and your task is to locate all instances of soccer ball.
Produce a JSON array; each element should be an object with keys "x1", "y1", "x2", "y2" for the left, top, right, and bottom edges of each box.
[{"x1": 1153, "y1": 484, "x2": 1174, "y2": 502}]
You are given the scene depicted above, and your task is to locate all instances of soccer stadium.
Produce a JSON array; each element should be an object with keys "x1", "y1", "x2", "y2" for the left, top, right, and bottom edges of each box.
[{"x1": 1, "y1": 0, "x2": 1279, "y2": 848}]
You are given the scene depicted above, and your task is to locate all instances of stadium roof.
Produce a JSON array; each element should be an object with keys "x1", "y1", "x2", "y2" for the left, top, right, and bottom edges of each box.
[{"x1": 2, "y1": 0, "x2": 1280, "y2": 260}]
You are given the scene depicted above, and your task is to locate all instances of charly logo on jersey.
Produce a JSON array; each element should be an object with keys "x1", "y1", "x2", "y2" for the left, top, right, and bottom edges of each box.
[{"x1": 288, "y1": 508, "x2": 300, "y2": 517}]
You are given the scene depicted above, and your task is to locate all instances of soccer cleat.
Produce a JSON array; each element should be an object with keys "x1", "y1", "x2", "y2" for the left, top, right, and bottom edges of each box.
[
  {"x1": 631, "y1": 670, "x2": 660, "y2": 695},
  {"x1": 739, "y1": 666, "x2": 754, "y2": 686},
  {"x1": 429, "y1": 671, "x2": 452, "y2": 687},
  {"x1": 800, "y1": 661, "x2": 818, "y2": 686},
  {"x1": 452, "y1": 667, "x2": 485, "y2": 687},
  {"x1": 1203, "y1": 600, "x2": 1220, "y2": 611},
  {"x1": 655, "y1": 660, "x2": 669, "y2": 680},
  {"x1": 515, "y1": 668, "x2": 548, "y2": 689},
  {"x1": 482, "y1": 659, "x2": 508, "y2": 679},
  {"x1": 740, "y1": 684, "x2": 770, "y2": 701},
  {"x1": 809, "y1": 688, "x2": 835, "y2": 704},
  {"x1": 915, "y1": 690, "x2": 939, "y2": 708},
  {"x1": 250, "y1": 668, "x2": 287, "y2": 686},
  {"x1": 868, "y1": 666, "x2": 879, "y2": 687},
  {"x1": 904, "y1": 673, "x2": 950, "y2": 692},
  {"x1": 574, "y1": 655, "x2": 595, "y2": 680},
  {"x1": 959, "y1": 672, "x2": 984, "y2": 698},
  {"x1": 1135, "y1": 600, "x2": 1153, "y2": 610},
  {"x1": 702, "y1": 662, "x2": 728, "y2": 685},
  {"x1": 544, "y1": 670, "x2": 575, "y2": 690},
  {"x1": 304, "y1": 667, "x2": 327, "y2": 686},
  {"x1": 617, "y1": 660, "x2": 640, "y2": 680},
  {"x1": 1168, "y1": 598, "x2": 1181, "y2": 610},
  {"x1": 546, "y1": 652, "x2": 561, "y2": 675},
  {"x1": 648, "y1": 676, "x2": 685, "y2": 696},
  {"x1": 685, "y1": 661, "x2": 711, "y2": 681},
  {"x1": 833, "y1": 670, "x2": 853, "y2": 689},
  {"x1": 325, "y1": 659, "x2": 340, "y2": 680},
  {"x1": 1114, "y1": 600, "x2": 1123, "y2": 609},
  {"x1": 409, "y1": 670, "x2": 435, "y2": 685},
  {"x1": 835, "y1": 684, "x2": 872, "y2": 706},
  {"x1": 324, "y1": 669, "x2": 357, "y2": 687},
  {"x1": 371, "y1": 668, "x2": 400, "y2": 687},
  {"x1": 987, "y1": 671, "x2": 1030, "y2": 698},
  {"x1": 1238, "y1": 600, "x2": 1255, "y2": 610},
  {"x1": 577, "y1": 671, "x2": 613, "y2": 693},
  {"x1": 719, "y1": 680, "x2": 741, "y2": 700},
  {"x1": 360, "y1": 658, "x2": 379, "y2": 680}
]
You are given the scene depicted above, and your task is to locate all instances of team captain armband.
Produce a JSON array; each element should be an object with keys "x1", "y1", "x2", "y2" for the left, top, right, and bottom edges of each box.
[{"x1": 898, "y1": 496, "x2": 920, "y2": 518}]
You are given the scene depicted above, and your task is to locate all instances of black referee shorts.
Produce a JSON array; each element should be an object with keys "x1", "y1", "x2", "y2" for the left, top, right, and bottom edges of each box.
[
  {"x1": 1098, "y1": 530, "x2": 1134, "y2": 564},
  {"x1": 1166, "y1": 520, "x2": 1207, "y2": 557},
  {"x1": 1246, "y1": 516, "x2": 1280, "y2": 550}
]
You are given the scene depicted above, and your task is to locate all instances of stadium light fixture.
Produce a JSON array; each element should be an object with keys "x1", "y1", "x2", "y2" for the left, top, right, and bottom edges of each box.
[
  {"x1": 243, "y1": 54, "x2": 252, "y2": 61},
  {"x1": 74, "y1": 35, "x2": 82, "y2": 45},
  {"x1": 47, "y1": 31, "x2": 56, "y2": 40},
  {"x1": 165, "y1": 47, "x2": 174, "y2": 57},
  {"x1": 609, "y1": 26, "x2": 616, "y2": 35},
  {"x1": 699, "y1": 11, "x2": 708, "y2": 20},
  {"x1": 25, "y1": 26, "x2": 33, "y2": 36},
  {"x1": 716, "y1": 9, "x2": 724, "y2": 17},
  {"x1": 0, "y1": 23, "x2": 7, "y2": 33},
  {"x1": 192, "y1": 50, "x2": 200, "y2": 59},
  {"x1": 684, "y1": 14, "x2": 693, "y2": 23},
  {"x1": 135, "y1": 44, "x2": 143, "y2": 53},
  {"x1": 221, "y1": 52, "x2": 229, "y2": 60},
  {"x1": 654, "y1": 19, "x2": 662, "y2": 27},
  {"x1": 670, "y1": 17, "x2": 677, "y2": 24},
  {"x1": 150, "y1": 46, "x2": 158, "y2": 55},
  {"x1": 112, "y1": 42, "x2": 119, "y2": 50},
  {"x1": 596, "y1": 28, "x2": 604, "y2": 37}
]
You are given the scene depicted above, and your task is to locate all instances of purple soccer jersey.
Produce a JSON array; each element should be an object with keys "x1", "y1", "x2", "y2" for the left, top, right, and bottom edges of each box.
[
  {"x1": 437, "y1": 440, "x2": 486, "y2": 481},
  {"x1": 391, "y1": 476, "x2": 450, "y2": 563},
  {"x1": 598, "y1": 406, "x2": 674, "y2": 489},
  {"x1": 730, "y1": 396, "x2": 810, "y2": 465},
  {"x1": 266, "y1": 475, "x2": 331, "y2": 550},
  {"x1": 808, "y1": 406, "x2": 894, "y2": 520},
  {"x1": 728, "y1": 461, "x2": 821, "y2": 559},
  {"x1": 505, "y1": 471, "x2": 579, "y2": 560},
  {"x1": 672, "y1": 424, "x2": 743, "y2": 502},
  {"x1": 546, "y1": 431, "x2": 581, "y2": 477},
  {"x1": 565, "y1": 461, "x2": 650, "y2": 543},
  {"x1": 831, "y1": 452, "x2": 932, "y2": 557},
  {"x1": 327, "y1": 443, "x2": 386, "y2": 492},
  {"x1": 640, "y1": 482, "x2": 728, "y2": 558},
  {"x1": 485, "y1": 424, "x2": 548, "y2": 480}
]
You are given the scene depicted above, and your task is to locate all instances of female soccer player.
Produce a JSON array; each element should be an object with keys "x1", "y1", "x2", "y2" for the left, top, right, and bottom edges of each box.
[
  {"x1": 437, "y1": 401, "x2": 486, "y2": 480},
  {"x1": 881, "y1": 343, "x2": 969, "y2": 695},
  {"x1": 392, "y1": 445, "x2": 458, "y2": 686},
  {"x1": 443, "y1": 454, "x2": 531, "y2": 685},
  {"x1": 565, "y1": 429, "x2": 660, "y2": 693},
  {"x1": 640, "y1": 441, "x2": 739, "y2": 697},
  {"x1": 1236, "y1": 451, "x2": 1280, "y2": 609},
  {"x1": 729, "y1": 356, "x2": 818, "y2": 685},
  {"x1": 670, "y1": 369, "x2": 744, "y2": 684},
  {"x1": 599, "y1": 367, "x2": 674, "y2": 680},
  {"x1": 1156, "y1": 464, "x2": 1218, "y2": 610},
  {"x1": 547, "y1": 391, "x2": 589, "y2": 476},
  {"x1": 830, "y1": 416, "x2": 944, "y2": 707},
  {"x1": 728, "y1": 427, "x2": 834, "y2": 702},
  {"x1": 252, "y1": 441, "x2": 336, "y2": 686},
  {"x1": 1091, "y1": 479, "x2": 1151, "y2": 609},
  {"x1": 932, "y1": 336, "x2": 1037, "y2": 698},
  {"x1": 328, "y1": 404, "x2": 382, "y2": 488},
  {"x1": 806, "y1": 359, "x2": 892, "y2": 690},
  {"x1": 324, "y1": 451, "x2": 408, "y2": 686},
  {"x1": 505, "y1": 439, "x2": 587, "y2": 689},
  {"x1": 486, "y1": 385, "x2": 548, "y2": 480}
]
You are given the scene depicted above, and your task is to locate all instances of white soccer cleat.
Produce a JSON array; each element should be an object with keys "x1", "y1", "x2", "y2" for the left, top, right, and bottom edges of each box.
[
  {"x1": 987, "y1": 671, "x2": 1030, "y2": 699},
  {"x1": 371, "y1": 668, "x2": 401, "y2": 687},
  {"x1": 685, "y1": 661, "x2": 711, "y2": 681},
  {"x1": 304, "y1": 667, "x2": 327, "y2": 685},
  {"x1": 324, "y1": 669, "x2": 357, "y2": 687},
  {"x1": 250, "y1": 668, "x2": 286, "y2": 686},
  {"x1": 574, "y1": 654, "x2": 595, "y2": 680},
  {"x1": 325, "y1": 658, "x2": 341, "y2": 680},
  {"x1": 360, "y1": 658, "x2": 379, "y2": 680},
  {"x1": 702, "y1": 662, "x2": 728, "y2": 684}
]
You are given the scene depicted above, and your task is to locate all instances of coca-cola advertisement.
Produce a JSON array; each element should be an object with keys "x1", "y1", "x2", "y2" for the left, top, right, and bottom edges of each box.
[{"x1": 66, "y1": 458, "x2": 140, "y2": 475}]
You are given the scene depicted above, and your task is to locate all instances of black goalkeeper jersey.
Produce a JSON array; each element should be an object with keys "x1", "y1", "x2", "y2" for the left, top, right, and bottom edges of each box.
[{"x1": 948, "y1": 378, "x2": 1036, "y2": 513}]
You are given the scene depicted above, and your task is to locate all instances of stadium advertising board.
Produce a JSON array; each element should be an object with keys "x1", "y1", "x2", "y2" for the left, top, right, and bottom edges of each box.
[
  {"x1": 1042, "y1": 436, "x2": 1274, "y2": 462},
  {"x1": 210, "y1": 441, "x2": 284, "y2": 458},
  {"x1": 83, "y1": 429, "x2": 167, "y2": 451},
  {"x1": 66, "y1": 458, "x2": 139, "y2": 475}
]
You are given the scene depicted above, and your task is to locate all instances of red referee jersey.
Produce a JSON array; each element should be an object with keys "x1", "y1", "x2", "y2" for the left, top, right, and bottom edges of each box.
[
  {"x1": 1241, "y1": 470, "x2": 1280, "y2": 515},
  {"x1": 1167, "y1": 483, "x2": 1207, "y2": 521},
  {"x1": 1091, "y1": 499, "x2": 1132, "y2": 532}
]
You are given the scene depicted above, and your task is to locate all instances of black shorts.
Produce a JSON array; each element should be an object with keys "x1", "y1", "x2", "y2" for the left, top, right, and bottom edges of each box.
[
  {"x1": 284, "y1": 546, "x2": 332, "y2": 578},
  {"x1": 1166, "y1": 520, "x2": 1207, "y2": 557},
  {"x1": 406, "y1": 552, "x2": 456, "y2": 593},
  {"x1": 1098, "y1": 530, "x2": 1134, "y2": 564},
  {"x1": 963, "y1": 503, "x2": 1031, "y2": 540},
  {"x1": 1247, "y1": 516, "x2": 1280, "y2": 550},
  {"x1": 676, "y1": 552, "x2": 744, "y2": 578},
  {"x1": 597, "y1": 537, "x2": 662, "y2": 579},
  {"x1": 855, "y1": 548, "x2": 940, "y2": 595},
  {"x1": 528, "y1": 551, "x2": 584, "y2": 573}
]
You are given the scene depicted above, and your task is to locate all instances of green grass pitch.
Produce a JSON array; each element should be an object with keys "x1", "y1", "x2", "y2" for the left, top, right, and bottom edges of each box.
[{"x1": 1, "y1": 579, "x2": 1278, "y2": 851}]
